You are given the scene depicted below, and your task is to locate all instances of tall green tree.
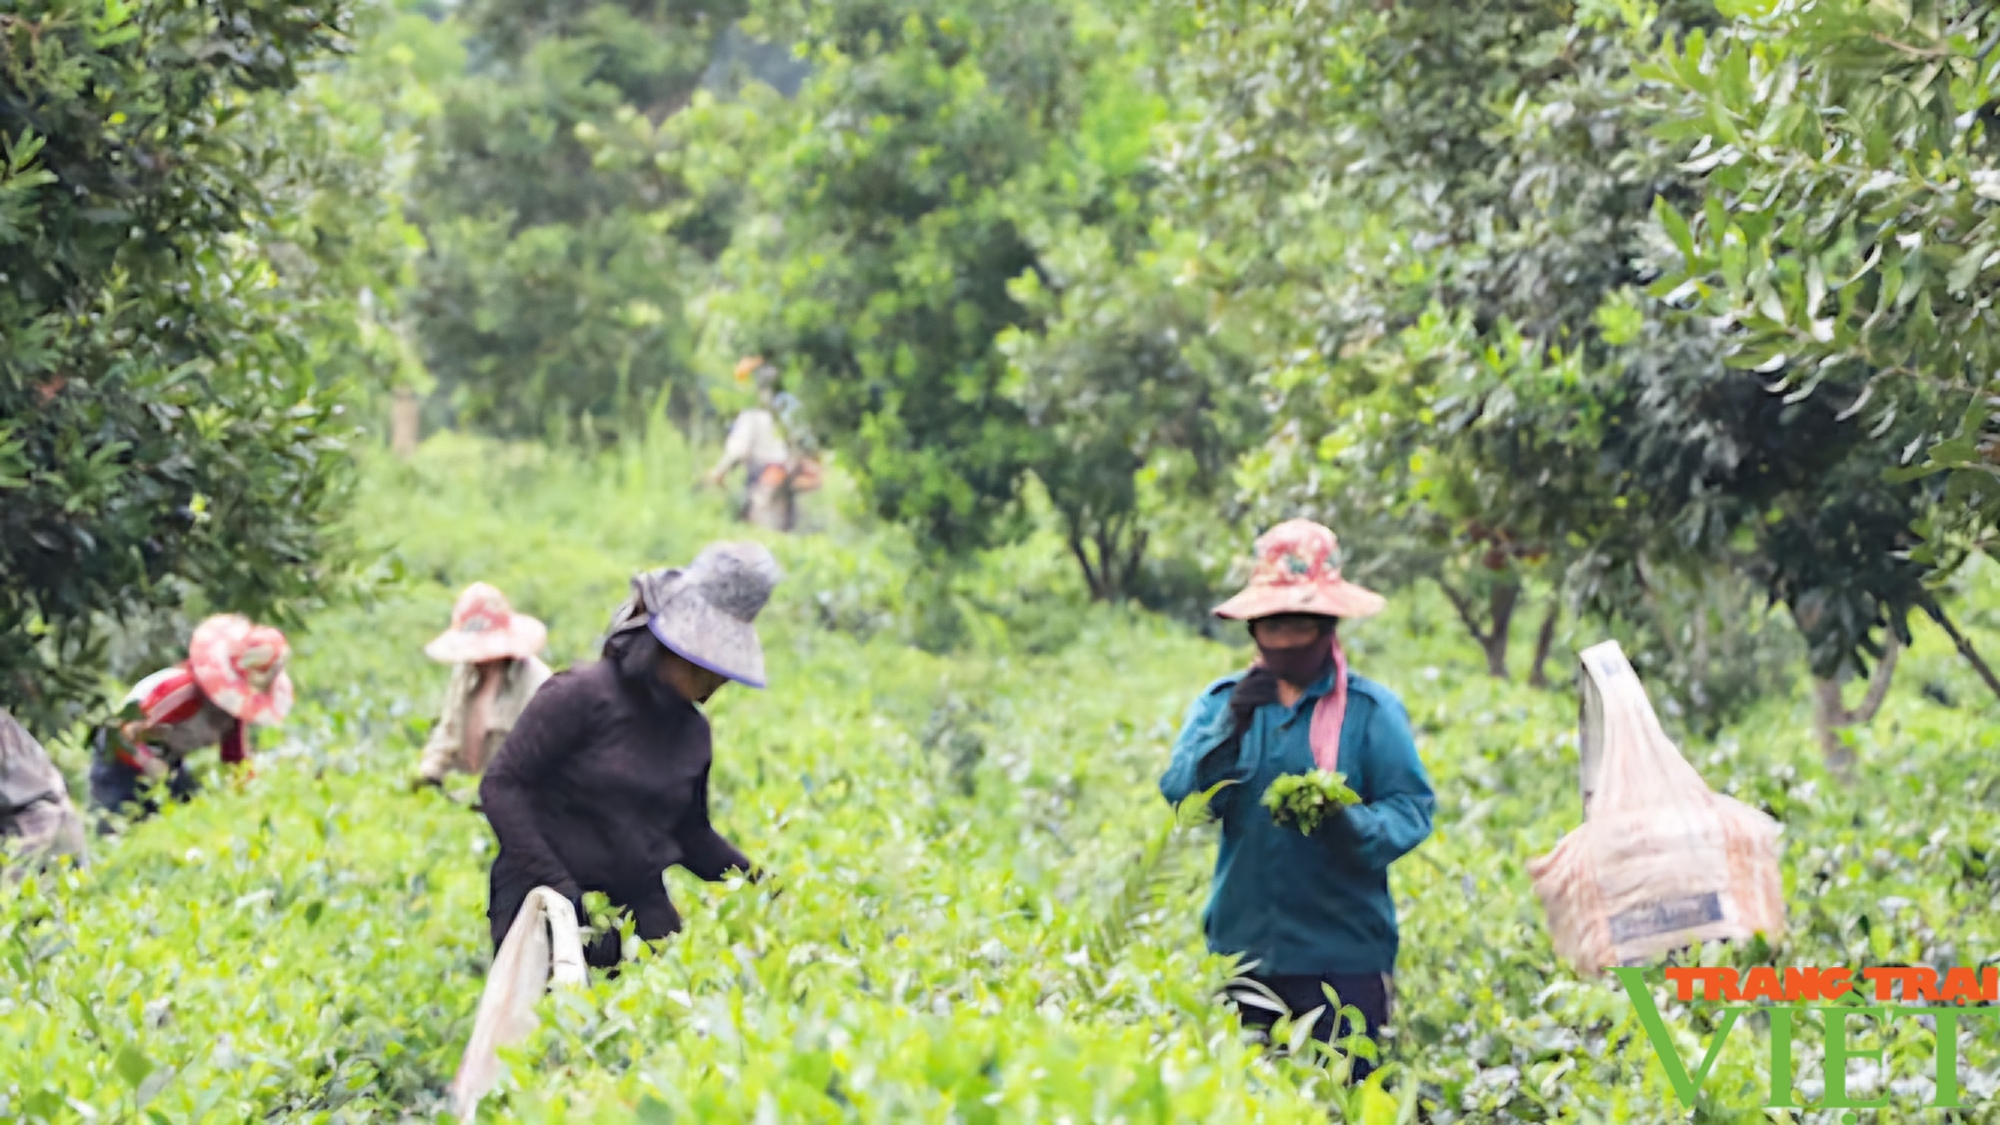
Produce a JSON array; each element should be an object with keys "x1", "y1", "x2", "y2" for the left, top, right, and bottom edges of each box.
[
  {"x1": 410, "y1": 0, "x2": 746, "y2": 438},
  {"x1": 0, "y1": 0, "x2": 362, "y2": 728},
  {"x1": 730, "y1": 0, "x2": 1247, "y2": 601},
  {"x1": 1645, "y1": 0, "x2": 2000, "y2": 706},
  {"x1": 1171, "y1": 0, "x2": 1969, "y2": 745},
  {"x1": 727, "y1": 0, "x2": 1080, "y2": 557}
]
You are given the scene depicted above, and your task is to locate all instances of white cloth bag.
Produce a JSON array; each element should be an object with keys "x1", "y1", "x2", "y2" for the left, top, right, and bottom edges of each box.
[
  {"x1": 449, "y1": 886, "x2": 588, "y2": 1120},
  {"x1": 1527, "y1": 641, "x2": 1786, "y2": 974}
]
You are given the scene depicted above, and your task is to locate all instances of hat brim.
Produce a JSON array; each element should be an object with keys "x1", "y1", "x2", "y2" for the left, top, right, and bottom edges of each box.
[
  {"x1": 1212, "y1": 580, "x2": 1387, "y2": 621},
  {"x1": 424, "y1": 616, "x2": 548, "y2": 665},
  {"x1": 646, "y1": 600, "x2": 767, "y2": 690},
  {"x1": 193, "y1": 667, "x2": 295, "y2": 725},
  {"x1": 189, "y1": 615, "x2": 294, "y2": 724}
]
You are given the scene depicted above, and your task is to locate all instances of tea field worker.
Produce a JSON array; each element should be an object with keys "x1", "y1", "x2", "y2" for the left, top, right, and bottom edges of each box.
[
  {"x1": 1158, "y1": 519, "x2": 1435, "y2": 1081},
  {"x1": 90, "y1": 614, "x2": 293, "y2": 822},
  {"x1": 702, "y1": 357, "x2": 796, "y2": 532},
  {"x1": 478, "y1": 542, "x2": 778, "y2": 969},
  {"x1": 413, "y1": 583, "x2": 553, "y2": 791},
  {"x1": 0, "y1": 709, "x2": 88, "y2": 878}
]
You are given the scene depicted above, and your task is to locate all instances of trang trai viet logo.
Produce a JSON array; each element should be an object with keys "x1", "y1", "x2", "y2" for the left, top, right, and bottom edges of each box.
[{"x1": 1615, "y1": 965, "x2": 2000, "y2": 1118}]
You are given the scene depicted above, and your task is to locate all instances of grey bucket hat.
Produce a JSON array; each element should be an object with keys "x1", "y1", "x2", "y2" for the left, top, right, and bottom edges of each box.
[{"x1": 615, "y1": 542, "x2": 783, "y2": 689}]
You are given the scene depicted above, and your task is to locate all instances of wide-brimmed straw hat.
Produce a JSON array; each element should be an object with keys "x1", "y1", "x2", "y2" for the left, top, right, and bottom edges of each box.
[
  {"x1": 1212, "y1": 519, "x2": 1386, "y2": 621},
  {"x1": 425, "y1": 583, "x2": 548, "y2": 665},
  {"x1": 189, "y1": 614, "x2": 295, "y2": 725},
  {"x1": 620, "y1": 542, "x2": 783, "y2": 689}
]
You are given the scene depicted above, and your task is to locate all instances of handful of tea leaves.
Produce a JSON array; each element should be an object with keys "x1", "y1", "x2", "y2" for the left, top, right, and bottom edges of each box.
[{"x1": 1262, "y1": 769, "x2": 1361, "y2": 834}]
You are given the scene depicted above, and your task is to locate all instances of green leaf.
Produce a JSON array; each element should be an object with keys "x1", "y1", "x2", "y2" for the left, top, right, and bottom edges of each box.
[
  {"x1": 114, "y1": 1043, "x2": 154, "y2": 1089},
  {"x1": 1654, "y1": 197, "x2": 1695, "y2": 263}
]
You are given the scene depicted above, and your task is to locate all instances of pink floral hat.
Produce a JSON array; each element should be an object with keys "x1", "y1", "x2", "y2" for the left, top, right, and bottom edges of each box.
[
  {"x1": 1212, "y1": 519, "x2": 1387, "y2": 621},
  {"x1": 425, "y1": 583, "x2": 548, "y2": 665},
  {"x1": 189, "y1": 614, "x2": 295, "y2": 725}
]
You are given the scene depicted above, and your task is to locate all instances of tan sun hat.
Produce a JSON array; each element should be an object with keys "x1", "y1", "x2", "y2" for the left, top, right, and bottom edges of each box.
[
  {"x1": 189, "y1": 614, "x2": 295, "y2": 724},
  {"x1": 1212, "y1": 518, "x2": 1387, "y2": 621},
  {"x1": 425, "y1": 583, "x2": 548, "y2": 665}
]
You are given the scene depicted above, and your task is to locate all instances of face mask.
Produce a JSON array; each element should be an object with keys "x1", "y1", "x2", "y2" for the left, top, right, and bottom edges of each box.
[{"x1": 1256, "y1": 632, "x2": 1333, "y2": 687}]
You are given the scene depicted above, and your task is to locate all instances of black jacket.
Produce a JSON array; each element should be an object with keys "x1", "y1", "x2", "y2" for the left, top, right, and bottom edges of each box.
[{"x1": 479, "y1": 659, "x2": 750, "y2": 946}]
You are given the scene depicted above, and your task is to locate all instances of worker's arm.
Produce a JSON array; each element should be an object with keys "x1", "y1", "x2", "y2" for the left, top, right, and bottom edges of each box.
[
  {"x1": 1159, "y1": 679, "x2": 1250, "y2": 814},
  {"x1": 478, "y1": 676, "x2": 589, "y2": 899},
  {"x1": 416, "y1": 664, "x2": 471, "y2": 780},
  {"x1": 111, "y1": 723, "x2": 171, "y2": 779},
  {"x1": 672, "y1": 765, "x2": 752, "y2": 880},
  {"x1": 1319, "y1": 695, "x2": 1435, "y2": 870},
  {"x1": 218, "y1": 720, "x2": 247, "y2": 765},
  {"x1": 706, "y1": 413, "x2": 756, "y2": 481}
]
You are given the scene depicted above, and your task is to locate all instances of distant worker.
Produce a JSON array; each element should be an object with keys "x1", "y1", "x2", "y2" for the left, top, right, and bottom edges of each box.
[
  {"x1": 414, "y1": 583, "x2": 553, "y2": 790},
  {"x1": 1, "y1": 708, "x2": 87, "y2": 877},
  {"x1": 91, "y1": 614, "x2": 292, "y2": 821},
  {"x1": 1160, "y1": 519, "x2": 1435, "y2": 1079},
  {"x1": 478, "y1": 542, "x2": 779, "y2": 968},
  {"x1": 704, "y1": 357, "x2": 818, "y2": 532}
]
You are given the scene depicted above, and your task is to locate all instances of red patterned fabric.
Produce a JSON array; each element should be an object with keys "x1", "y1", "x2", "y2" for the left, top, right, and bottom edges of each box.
[
  {"x1": 129, "y1": 666, "x2": 205, "y2": 728},
  {"x1": 1248, "y1": 634, "x2": 1351, "y2": 773},
  {"x1": 117, "y1": 665, "x2": 246, "y2": 768},
  {"x1": 1212, "y1": 519, "x2": 1387, "y2": 622}
]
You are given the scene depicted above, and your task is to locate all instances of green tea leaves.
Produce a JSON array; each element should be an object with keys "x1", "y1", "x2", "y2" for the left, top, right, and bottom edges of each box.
[{"x1": 1262, "y1": 770, "x2": 1362, "y2": 835}]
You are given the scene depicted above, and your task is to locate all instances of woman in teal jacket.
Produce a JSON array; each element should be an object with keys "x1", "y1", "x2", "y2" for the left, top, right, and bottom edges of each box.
[{"x1": 1161, "y1": 519, "x2": 1434, "y2": 1078}]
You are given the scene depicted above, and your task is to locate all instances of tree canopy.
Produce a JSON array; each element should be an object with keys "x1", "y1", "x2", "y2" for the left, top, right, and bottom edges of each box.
[{"x1": 0, "y1": 0, "x2": 363, "y2": 727}]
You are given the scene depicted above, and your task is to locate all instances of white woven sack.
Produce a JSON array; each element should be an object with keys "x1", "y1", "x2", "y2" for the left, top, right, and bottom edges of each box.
[
  {"x1": 1527, "y1": 641, "x2": 1785, "y2": 975},
  {"x1": 449, "y1": 887, "x2": 588, "y2": 1120}
]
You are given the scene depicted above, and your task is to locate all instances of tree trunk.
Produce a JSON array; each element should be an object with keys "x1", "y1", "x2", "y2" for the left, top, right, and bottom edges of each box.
[
  {"x1": 1438, "y1": 578, "x2": 1519, "y2": 680},
  {"x1": 1920, "y1": 598, "x2": 2000, "y2": 703},
  {"x1": 1529, "y1": 597, "x2": 1561, "y2": 689},
  {"x1": 390, "y1": 387, "x2": 421, "y2": 458},
  {"x1": 1482, "y1": 582, "x2": 1518, "y2": 678},
  {"x1": 1066, "y1": 513, "x2": 1146, "y2": 603},
  {"x1": 1809, "y1": 634, "x2": 1902, "y2": 778},
  {"x1": 1066, "y1": 534, "x2": 1109, "y2": 601}
]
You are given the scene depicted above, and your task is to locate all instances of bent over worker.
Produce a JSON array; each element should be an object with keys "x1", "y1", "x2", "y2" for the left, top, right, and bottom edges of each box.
[
  {"x1": 478, "y1": 542, "x2": 777, "y2": 968},
  {"x1": 91, "y1": 615, "x2": 292, "y2": 821},
  {"x1": 1160, "y1": 519, "x2": 1434, "y2": 1080},
  {"x1": 414, "y1": 583, "x2": 552, "y2": 788}
]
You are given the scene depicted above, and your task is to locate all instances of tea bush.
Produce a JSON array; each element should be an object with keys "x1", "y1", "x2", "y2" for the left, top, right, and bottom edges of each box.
[{"x1": 4, "y1": 433, "x2": 1998, "y2": 1122}]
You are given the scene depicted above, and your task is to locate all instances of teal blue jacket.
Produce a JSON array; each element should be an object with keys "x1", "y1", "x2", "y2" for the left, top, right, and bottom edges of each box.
[{"x1": 1159, "y1": 667, "x2": 1435, "y2": 976}]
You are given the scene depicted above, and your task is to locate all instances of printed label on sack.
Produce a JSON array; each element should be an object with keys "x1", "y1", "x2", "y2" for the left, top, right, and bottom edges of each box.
[{"x1": 1608, "y1": 891, "x2": 1724, "y2": 943}]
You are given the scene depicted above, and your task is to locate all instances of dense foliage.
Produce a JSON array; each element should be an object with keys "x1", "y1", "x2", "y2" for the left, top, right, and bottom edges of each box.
[
  {"x1": 715, "y1": 0, "x2": 1257, "y2": 601},
  {"x1": 1165, "y1": 0, "x2": 1982, "y2": 725},
  {"x1": 0, "y1": 0, "x2": 363, "y2": 727},
  {"x1": 406, "y1": 0, "x2": 757, "y2": 438},
  {"x1": 1650, "y1": 0, "x2": 2000, "y2": 568},
  {"x1": 6, "y1": 438, "x2": 1998, "y2": 1121}
]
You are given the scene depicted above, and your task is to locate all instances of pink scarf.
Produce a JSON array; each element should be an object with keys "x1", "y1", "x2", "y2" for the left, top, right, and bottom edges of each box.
[{"x1": 1251, "y1": 635, "x2": 1350, "y2": 772}]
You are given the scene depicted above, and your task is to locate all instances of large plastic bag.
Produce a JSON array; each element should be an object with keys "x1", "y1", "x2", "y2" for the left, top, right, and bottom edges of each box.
[
  {"x1": 1527, "y1": 641, "x2": 1785, "y2": 975},
  {"x1": 449, "y1": 886, "x2": 587, "y2": 1120}
]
